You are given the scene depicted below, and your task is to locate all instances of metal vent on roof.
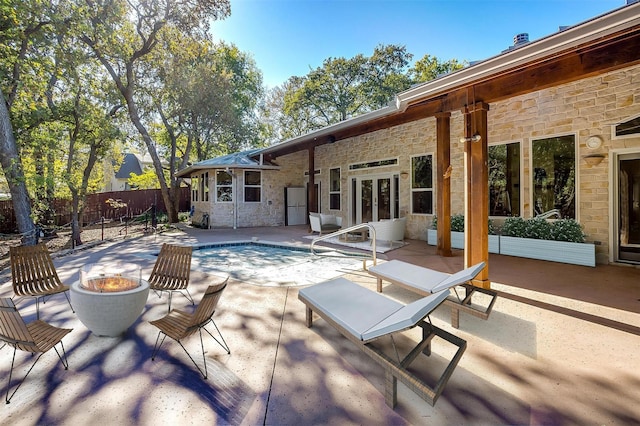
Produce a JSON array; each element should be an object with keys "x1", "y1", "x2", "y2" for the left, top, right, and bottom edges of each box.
[{"x1": 513, "y1": 33, "x2": 530, "y2": 46}]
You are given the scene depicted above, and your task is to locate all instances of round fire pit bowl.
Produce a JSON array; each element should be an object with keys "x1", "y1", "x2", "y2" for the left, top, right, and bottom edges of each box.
[{"x1": 71, "y1": 271, "x2": 149, "y2": 337}]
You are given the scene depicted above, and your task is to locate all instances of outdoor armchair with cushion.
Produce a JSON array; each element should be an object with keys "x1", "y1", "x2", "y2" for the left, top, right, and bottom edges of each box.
[
  {"x1": 368, "y1": 261, "x2": 497, "y2": 329},
  {"x1": 148, "y1": 243, "x2": 194, "y2": 313},
  {"x1": 309, "y1": 212, "x2": 343, "y2": 235},
  {"x1": 0, "y1": 297, "x2": 72, "y2": 404},
  {"x1": 10, "y1": 244, "x2": 74, "y2": 319},
  {"x1": 150, "y1": 277, "x2": 230, "y2": 379},
  {"x1": 368, "y1": 217, "x2": 406, "y2": 247},
  {"x1": 298, "y1": 277, "x2": 466, "y2": 407}
]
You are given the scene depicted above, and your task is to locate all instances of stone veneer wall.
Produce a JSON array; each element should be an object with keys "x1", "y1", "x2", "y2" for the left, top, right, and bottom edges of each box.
[{"x1": 274, "y1": 64, "x2": 639, "y2": 264}]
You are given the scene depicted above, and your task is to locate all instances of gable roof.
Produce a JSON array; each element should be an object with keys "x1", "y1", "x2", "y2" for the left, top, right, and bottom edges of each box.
[
  {"x1": 114, "y1": 153, "x2": 143, "y2": 179},
  {"x1": 175, "y1": 149, "x2": 280, "y2": 178}
]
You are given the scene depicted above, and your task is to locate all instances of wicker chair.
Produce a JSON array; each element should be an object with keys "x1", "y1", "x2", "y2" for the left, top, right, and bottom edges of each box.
[
  {"x1": 150, "y1": 278, "x2": 230, "y2": 379},
  {"x1": 10, "y1": 244, "x2": 74, "y2": 319},
  {"x1": 0, "y1": 298, "x2": 72, "y2": 403},
  {"x1": 148, "y1": 244, "x2": 193, "y2": 312}
]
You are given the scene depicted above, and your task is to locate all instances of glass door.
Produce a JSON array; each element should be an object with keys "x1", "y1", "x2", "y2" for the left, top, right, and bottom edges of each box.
[
  {"x1": 618, "y1": 154, "x2": 640, "y2": 263},
  {"x1": 352, "y1": 175, "x2": 398, "y2": 224}
]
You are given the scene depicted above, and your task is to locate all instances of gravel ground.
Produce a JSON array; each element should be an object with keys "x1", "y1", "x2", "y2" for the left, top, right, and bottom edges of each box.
[{"x1": 0, "y1": 222, "x2": 149, "y2": 274}]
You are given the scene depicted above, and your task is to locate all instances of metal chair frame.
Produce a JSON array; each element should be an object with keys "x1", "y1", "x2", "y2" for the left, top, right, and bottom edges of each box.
[
  {"x1": 150, "y1": 278, "x2": 230, "y2": 379},
  {"x1": 0, "y1": 298, "x2": 72, "y2": 404},
  {"x1": 10, "y1": 244, "x2": 74, "y2": 319}
]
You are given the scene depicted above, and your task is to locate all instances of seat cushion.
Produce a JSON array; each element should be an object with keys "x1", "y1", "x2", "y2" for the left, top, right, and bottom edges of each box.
[{"x1": 320, "y1": 213, "x2": 337, "y2": 225}]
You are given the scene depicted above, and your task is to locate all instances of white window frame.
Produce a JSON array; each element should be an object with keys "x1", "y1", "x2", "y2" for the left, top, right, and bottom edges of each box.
[
  {"x1": 244, "y1": 170, "x2": 262, "y2": 203},
  {"x1": 329, "y1": 167, "x2": 341, "y2": 210},
  {"x1": 488, "y1": 140, "x2": 522, "y2": 218},
  {"x1": 410, "y1": 153, "x2": 434, "y2": 215},
  {"x1": 215, "y1": 170, "x2": 233, "y2": 203}
]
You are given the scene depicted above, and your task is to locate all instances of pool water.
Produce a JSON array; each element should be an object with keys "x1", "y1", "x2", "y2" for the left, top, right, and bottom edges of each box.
[{"x1": 191, "y1": 242, "x2": 365, "y2": 287}]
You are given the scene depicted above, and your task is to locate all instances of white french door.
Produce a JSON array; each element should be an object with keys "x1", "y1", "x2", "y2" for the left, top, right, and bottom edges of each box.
[{"x1": 351, "y1": 174, "x2": 399, "y2": 224}]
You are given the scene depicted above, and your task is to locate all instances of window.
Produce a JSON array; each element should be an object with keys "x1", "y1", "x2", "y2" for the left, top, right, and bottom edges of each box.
[
  {"x1": 244, "y1": 170, "x2": 261, "y2": 202},
  {"x1": 349, "y1": 158, "x2": 398, "y2": 170},
  {"x1": 216, "y1": 170, "x2": 233, "y2": 202},
  {"x1": 329, "y1": 167, "x2": 340, "y2": 210},
  {"x1": 191, "y1": 175, "x2": 199, "y2": 202},
  {"x1": 489, "y1": 143, "x2": 520, "y2": 216},
  {"x1": 200, "y1": 172, "x2": 209, "y2": 202},
  {"x1": 615, "y1": 116, "x2": 640, "y2": 137},
  {"x1": 411, "y1": 155, "x2": 433, "y2": 214},
  {"x1": 532, "y1": 135, "x2": 576, "y2": 219}
]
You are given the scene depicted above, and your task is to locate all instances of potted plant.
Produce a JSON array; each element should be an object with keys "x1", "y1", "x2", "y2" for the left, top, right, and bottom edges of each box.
[
  {"x1": 427, "y1": 214, "x2": 500, "y2": 253},
  {"x1": 499, "y1": 217, "x2": 595, "y2": 266}
]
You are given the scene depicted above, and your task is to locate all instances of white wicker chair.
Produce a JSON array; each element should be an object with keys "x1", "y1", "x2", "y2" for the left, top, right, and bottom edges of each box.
[
  {"x1": 368, "y1": 217, "x2": 406, "y2": 247},
  {"x1": 309, "y1": 213, "x2": 343, "y2": 235}
]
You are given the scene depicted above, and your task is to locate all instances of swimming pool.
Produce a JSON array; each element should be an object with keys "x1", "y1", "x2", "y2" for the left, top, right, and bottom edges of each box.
[{"x1": 191, "y1": 241, "x2": 366, "y2": 287}]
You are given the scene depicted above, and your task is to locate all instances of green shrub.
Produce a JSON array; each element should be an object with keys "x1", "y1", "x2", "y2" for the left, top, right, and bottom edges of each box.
[
  {"x1": 501, "y1": 217, "x2": 528, "y2": 237},
  {"x1": 502, "y1": 216, "x2": 586, "y2": 242},
  {"x1": 450, "y1": 214, "x2": 465, "y2": 232},
  {"x1": 551, "y1": 219, "x2": 586, "y2": 243},
  {"x1": 525, "y1": 217, "x2": 553, "y2": 240},
  {"x1": 431, "y1": 214, "x2": 496, "y2": 235}
]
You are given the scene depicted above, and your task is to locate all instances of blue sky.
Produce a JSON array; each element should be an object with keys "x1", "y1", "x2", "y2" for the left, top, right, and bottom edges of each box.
[{"x1": 212, "y1": 0, "x2": 626, "y2": 88}]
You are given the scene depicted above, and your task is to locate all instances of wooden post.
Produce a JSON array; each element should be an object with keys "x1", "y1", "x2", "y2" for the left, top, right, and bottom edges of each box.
[
  {"x1": 463, "y1": 102, "x2": 490, "y2": 289},
  {"x1": 435, "y1": 112, "x2": 452, "y2": 257}
]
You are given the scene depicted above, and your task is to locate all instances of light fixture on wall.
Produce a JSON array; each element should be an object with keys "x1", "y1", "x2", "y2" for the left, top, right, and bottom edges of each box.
[
  {"x1": 400, "y1": 171, "x2": 409, "y2": 179},
  {"x1": 585, "y1": 135, "x2": 603, "y2": 150},
  {"x1": 583, "y1": 153, "x2": 605, "y2": 167},
  {"x1": 459, "y1": 133, "x2": 482, "y2": 143}
]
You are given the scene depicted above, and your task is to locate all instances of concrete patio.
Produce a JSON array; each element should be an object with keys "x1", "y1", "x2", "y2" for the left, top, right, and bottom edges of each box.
[{"x1": 0, "y1": 225, "x2": 639, "y2": 425}]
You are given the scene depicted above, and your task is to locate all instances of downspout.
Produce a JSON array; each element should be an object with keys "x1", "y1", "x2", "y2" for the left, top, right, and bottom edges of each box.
[{"x1": 233, "y1": 168, "x2": 238, "y2": 229}]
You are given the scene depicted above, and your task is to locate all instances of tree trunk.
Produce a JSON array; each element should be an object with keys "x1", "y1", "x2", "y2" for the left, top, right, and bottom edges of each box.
[{"x1": 0, "y1": 91, "x2": 37, "y2": 245}]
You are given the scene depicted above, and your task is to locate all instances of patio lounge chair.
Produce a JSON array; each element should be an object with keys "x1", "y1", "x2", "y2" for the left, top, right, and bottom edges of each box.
[
  {"x1": 298, "y1": 277, "x2": 466, "y2": 407},
  {"x1": 150, "y1": 277, "x2": 230, "y2": 379},
  {"x1": 148, "y1": 243, "x2": 193, "y2": 313},
  {"x1": 367, "y1": 261, "x2": 497, "y2": 328},
  {"x1": 0, "y1": 298, "x2": 72, "y2": 404},
  {"x1": 10, "y1": 244, "x2": 74, "y2": 319}
]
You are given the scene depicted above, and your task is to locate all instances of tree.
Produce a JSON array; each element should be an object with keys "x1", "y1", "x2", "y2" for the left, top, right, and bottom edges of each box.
[
  {"x1": 410, "y1": 54, "x2": 467, "y2": 83},
  {"x1": 75, "y1": 0, "x2": 231, "y2": 223},
  {"x1": 280, "y1": 44, "x2": 413, "y2": 137},
  {"x1": 0, "y1": 89, "x2": 37, "y2": 244},
  {"x1": 150, "y1": 36, "x2": 265, "y2": 164}
]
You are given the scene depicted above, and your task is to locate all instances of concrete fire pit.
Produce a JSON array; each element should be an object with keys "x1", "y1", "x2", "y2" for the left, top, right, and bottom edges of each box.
[{"x1": 70, "y1": 265, "x2": 149, "y2": 337}]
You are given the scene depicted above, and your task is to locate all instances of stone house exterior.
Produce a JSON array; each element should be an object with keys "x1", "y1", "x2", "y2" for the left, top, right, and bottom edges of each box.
[{"x1": 176, "y1": 4, "x2": 640, "y2": 266}]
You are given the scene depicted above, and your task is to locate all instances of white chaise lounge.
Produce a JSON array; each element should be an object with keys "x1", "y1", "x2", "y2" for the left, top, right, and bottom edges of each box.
[
  {"x1": 367, "y1": 260, "x2": 497, "y2": 328},
  {"x1": 298, "y1": 277, "x2": 466, "y2": 407}
]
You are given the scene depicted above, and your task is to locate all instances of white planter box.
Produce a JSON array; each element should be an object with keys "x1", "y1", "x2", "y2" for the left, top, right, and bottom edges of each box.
[
  {"x1": 499, "y1": 236, "x2": 595, "y2": 267},
  {"x1": 427, "y1": 230, "x2": 500, "y2": 254}
]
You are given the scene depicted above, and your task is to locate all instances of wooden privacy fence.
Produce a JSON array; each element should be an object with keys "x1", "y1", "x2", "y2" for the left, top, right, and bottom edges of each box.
[{"x1": 0, "y1": 188, "x2": 190, "y2": 234}]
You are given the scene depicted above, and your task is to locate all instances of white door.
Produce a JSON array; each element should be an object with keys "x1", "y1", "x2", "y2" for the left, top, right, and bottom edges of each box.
[{"x1": 352, "y1": 174, "x2": 399, "y2": 224}]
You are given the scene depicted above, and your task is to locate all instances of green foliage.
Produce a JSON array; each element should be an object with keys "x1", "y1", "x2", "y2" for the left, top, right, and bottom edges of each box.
[
  {"x1": 431, "y1": 214, "x2": 496, "y2": 235},
  {"x1": 280, "y1": 44, "x2": 414, "y2": 136},
  {"x1": 127, "y1": 169, "x2": 160, "y2": 190},
  {"x1": 450, "y1": 214, "x2": 465, "y2": 232},
  {"x1": 410, "y1": 55, "x2": 467, "y2": 83},
  {"x1": 551, "y1": 219, "x2": 586, "y2": 243},
  {"x1": 501, "y1": 217, "x2": 528, "y2": 237},
  {"x1": 502, "y1": 217, "x2": 586, "y2": 242}
]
